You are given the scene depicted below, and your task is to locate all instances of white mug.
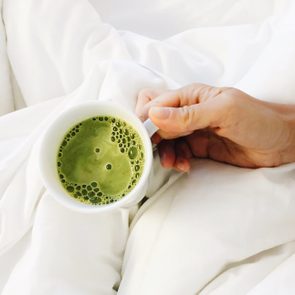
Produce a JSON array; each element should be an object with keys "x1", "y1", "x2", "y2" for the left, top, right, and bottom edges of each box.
[{"x1": 38, "y1": 100, "x2": 158, "y2": 213}]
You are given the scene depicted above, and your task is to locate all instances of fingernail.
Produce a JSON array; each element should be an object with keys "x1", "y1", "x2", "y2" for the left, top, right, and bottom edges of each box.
[
  {"x1": 160, "y1": 152, "x2": 172, "y2": 168},
  {"x1": 176, "y1": 159, "x2": 190, "y2": 172},
  {"x1": 150, "y1": 107, "x2": 170, "y2": 119}
]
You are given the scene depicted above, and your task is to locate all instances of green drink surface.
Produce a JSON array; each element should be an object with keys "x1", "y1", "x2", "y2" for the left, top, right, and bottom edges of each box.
[{"x1": 57, "y1": 116, "x2": 145, "y2": 205}]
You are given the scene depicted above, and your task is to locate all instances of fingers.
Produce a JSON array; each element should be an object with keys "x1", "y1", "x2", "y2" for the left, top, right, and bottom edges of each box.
[
  {"x1": 185, "y1": 130, "x2": 209, "y2": 158},
  {"x1": 136, "y1": 84, "x2": 222, "y2": 122},
  {"x1": 151, "y1": 132, "x2": 162, "y2": 144},
  {"x1": 158, "y1": 140, "x2": 176, "y2": 169},
  {"x1": 174, "y1": 140, "x2": 192, "y2": 172},
  {"x1": 136, "y1": 88, "x2": 166, "y2": 121},
  {"x1": 158, "y1": 139, "x2": 192, "y2": 172},
  {"x1": 185, "y1": 131, "x2": 252, "y2": 167},
  {"x1": 157, "y1": 131, "x2": 256, "y2": 171},
  {"x1": 136, "y1": 84, "x2": 226, "y2": 141},
  {"x1": 149, "y1": 102, "x2": 220, "y2": 138}
]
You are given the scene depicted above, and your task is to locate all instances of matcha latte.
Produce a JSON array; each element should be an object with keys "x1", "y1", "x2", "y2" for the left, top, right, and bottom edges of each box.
[{"x1": 57, "y1": 116, "x2": 145, "y2": 205}]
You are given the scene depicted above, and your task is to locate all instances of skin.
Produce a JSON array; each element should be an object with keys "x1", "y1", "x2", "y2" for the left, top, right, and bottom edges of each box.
[{"x1": 136, "y1": 83, "x2": 295, "y2": 172}]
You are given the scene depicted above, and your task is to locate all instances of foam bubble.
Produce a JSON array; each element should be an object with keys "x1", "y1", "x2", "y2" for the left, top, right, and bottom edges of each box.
[
  {"x1": 58, "y1": 115, "x2": 145, "y2": 206},
  {"x1": 128, "y1": 147, "x2": 138, "y2": 159},
  {"x1": 67, "y1": 186, "x2": 74, "y2": 192},
  {"x1": 106, "y1": 163, "x2": 112, "y2": 170},
  {"x1": 91, "y1": 198, "x2": 99, "y2": 204}
]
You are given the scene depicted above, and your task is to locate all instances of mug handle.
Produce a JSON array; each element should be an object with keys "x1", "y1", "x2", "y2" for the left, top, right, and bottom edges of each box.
[{"x1": 143, "y1": 118, "x2": 159, "y2": 137}]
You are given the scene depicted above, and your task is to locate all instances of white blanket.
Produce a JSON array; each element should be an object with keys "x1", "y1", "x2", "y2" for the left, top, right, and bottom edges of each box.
[{"x1": 1, "y1": 0, "x2": 295, "y2": 294}]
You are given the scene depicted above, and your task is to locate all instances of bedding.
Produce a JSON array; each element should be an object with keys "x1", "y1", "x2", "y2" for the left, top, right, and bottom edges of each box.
[
  {"x1": 1, "y1": 0, "x2": 295, "y2": 294},
  {"x1": 0, "y1": 0, "x2": 13, "y2": 115}
]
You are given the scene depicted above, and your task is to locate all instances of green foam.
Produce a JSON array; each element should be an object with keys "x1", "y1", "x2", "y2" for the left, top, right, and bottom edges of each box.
[{"x1": 57, "y1": 116, "x2": 145, "y2": 205}]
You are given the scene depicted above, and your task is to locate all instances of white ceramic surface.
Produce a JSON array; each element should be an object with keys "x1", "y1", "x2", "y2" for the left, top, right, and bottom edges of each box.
[{"x1": 38, "y1": 101, "x2": 155, "y2": 213}]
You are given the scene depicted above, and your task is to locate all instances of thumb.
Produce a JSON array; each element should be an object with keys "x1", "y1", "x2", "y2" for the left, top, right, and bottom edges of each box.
[{"x1": 149, "y1": 103, "x2": 216, "y2": 134}]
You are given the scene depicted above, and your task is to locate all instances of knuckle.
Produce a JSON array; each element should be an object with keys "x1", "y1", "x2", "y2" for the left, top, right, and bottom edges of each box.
[
  {"x1": 180, "y1": 105, "x2": 196, "y2": 131},
  {"x1": 138, "y1": 88, "x2": 167, "y2": 100},
  {"x1": 179, "y1": 83, "x2": 204, "y2": 104},
  {"x1": 138, "y1": 88, "x2": 153, "y2": 98},
  {"x1": 198, "y1": 86, "x2": 212, "y2": 100},
  {"x1": 191, "y1": 83, "x2": 207, "y2": 96},
  {"x1": 192, "y1": 84, "x2": 221, "y2": 102},
  {"x1": 137, "y1": 112, "x2": 147, "y2": 122},
  {"x1": 210, "y1": 86, "x2": 223, "y2": 97},
  {"x1": 189, "y1": 82, "x2": 206, "y2": 91},
  {"x1": 222, "y1": 86, "x2": 237, "y2": 94}
]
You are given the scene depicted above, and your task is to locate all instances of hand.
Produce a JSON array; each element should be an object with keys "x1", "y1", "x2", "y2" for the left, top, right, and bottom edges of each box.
[{"x1": 136, "y1": 84, "x2": 295, "y2": 171}]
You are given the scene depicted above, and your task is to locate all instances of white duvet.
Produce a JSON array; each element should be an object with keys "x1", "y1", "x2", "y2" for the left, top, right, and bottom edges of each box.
[{"x1": 1, "y1": 0, "x2": 295, "y2": 294}]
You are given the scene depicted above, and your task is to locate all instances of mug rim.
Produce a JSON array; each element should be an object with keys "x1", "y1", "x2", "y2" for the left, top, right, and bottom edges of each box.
[{"x1": 38, "y1": 100, "x2": 153, "y2": 213}]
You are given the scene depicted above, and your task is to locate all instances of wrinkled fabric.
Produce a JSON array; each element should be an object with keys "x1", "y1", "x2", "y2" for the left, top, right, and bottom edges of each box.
[
  {"x1": 0, "y1": 0, "x2": 14, "y2": 114},
  {"x1": 1, "y1": 0, "x2": 295, "y2": 294}
]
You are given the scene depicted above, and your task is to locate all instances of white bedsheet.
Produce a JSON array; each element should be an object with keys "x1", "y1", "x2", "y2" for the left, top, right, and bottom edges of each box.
[
  {"x1": 0, "y1": 0, "x2": 13, "y2": 115},
  {"x1": 1, "y1": 0, "x2": 295, "y2": 294}
]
